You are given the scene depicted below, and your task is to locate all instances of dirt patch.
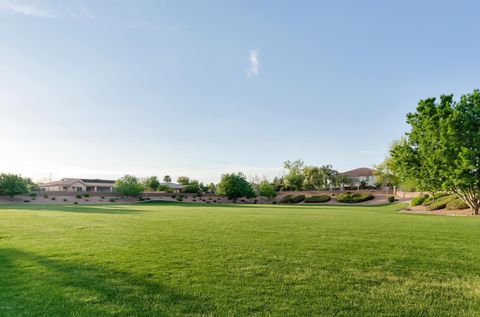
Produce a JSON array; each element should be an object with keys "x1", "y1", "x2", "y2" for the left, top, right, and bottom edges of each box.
[{"x1": 399, "y1": 205, "x2": 474, "y2": 216}]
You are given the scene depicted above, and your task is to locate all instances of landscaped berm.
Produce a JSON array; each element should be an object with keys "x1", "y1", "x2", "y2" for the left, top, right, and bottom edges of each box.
[{"x1": 1, "y1": 202, "x2": 480, "y2": 316}]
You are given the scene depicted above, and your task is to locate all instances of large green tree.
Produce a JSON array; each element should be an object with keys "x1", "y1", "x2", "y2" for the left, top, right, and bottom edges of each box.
[
  {"x1": 392, "y1": 90, "x2": 480, "y2": 214},
  {"x1": 283, "y1": 159, "x2": 305, "y2": 191},
  {"x1": 113, "y1": 175, "x2": 144, "y2": 196},
  {"x1": 143, "y1": 176, "x2": 160, "y2": 192},
  {"x1": 216, "y1": 173, "x2": 255, "y2": 202},
  {"x1": 176, "y1": 176, "x2": 190, "y2": 186},
  {"x1": 0, "y1": 173, "x2": 29, "y2": 198},
  {"x1": 257, "y1": 181, "x2": 277, "y2": 199}
]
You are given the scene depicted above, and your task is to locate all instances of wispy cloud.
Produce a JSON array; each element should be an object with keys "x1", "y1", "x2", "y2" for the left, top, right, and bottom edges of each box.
[
  {"x1": 0, "y1": 0, "x2": 53, "y2": 18},
  {"x1": 246, "y1": 49, "x2": 259, "y2": 78}
]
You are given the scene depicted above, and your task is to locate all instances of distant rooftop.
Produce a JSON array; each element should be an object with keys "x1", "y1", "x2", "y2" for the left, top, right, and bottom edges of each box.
[{"x1": 340, "y1": 167, "x2": 375, "y2": 177}]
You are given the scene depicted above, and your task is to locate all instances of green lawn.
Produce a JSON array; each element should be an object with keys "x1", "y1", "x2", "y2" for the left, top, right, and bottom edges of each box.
[{"x1": 1, "y1": 202, "x2": 480, "y2": 316}]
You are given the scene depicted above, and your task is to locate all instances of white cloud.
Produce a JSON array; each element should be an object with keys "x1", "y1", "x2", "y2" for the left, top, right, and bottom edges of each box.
[
  {"x1": 0, "y1": 0, "x2": 53, "y2": 18},
  {"x1": 246, "y1": 49, "x2": 259, "y2": 77}
]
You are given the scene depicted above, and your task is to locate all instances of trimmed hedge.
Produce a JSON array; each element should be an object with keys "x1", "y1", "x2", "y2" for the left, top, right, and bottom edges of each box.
[
  {"x1": 336, "y1": 192, "x2": 374, "y2": 203},
  {"x1": 280, "y1": 195, "x2": 305, "y2": 204},
  {"x1": 411, "y1": 194, "x2": 429, "y2": 206},
  {"x1": 388, "y1": 196, "x2": 395, "y2": 203},
  {"x1": 304, "y1": 195, "x2": 331, "y2": 203},
  {"x1": 446, "y1": 198, "x2": 469, "y2": 210}
]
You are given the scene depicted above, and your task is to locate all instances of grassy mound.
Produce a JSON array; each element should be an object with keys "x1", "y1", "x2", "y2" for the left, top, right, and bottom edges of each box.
[
  {"x1": 336, "y1": 192, "x2": 374, "y2": 203},
  {"x1": 304, "y1": 195, "x2": 331, "y2": 203},
  {"x1": 446, "y1": 198, "x2": 470, "y2": 210},
  {"x1": 280, "y1": 195, "x2": 305, "y2": 204}
]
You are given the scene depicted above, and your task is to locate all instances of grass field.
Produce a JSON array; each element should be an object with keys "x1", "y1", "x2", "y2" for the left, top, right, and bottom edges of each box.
[{"x1": 1, "y1": 202, "x2": 480, "y2": 316}]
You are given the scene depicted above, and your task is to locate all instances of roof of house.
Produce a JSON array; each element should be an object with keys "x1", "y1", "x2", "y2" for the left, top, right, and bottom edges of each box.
[
  {"x1": 40, "y1": 178, "x2": 115, "y2": 187},
  {"x1": 340, "y1": 167, "x2": 375, "y2": 177},
  {"x1": 159, "y1": 182, "x2": 184, "y2": 189}
]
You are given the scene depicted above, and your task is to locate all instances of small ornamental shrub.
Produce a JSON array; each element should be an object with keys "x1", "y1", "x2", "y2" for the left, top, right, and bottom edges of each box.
[
  {"x1": 272, "y1": 201, "x2": 277, "y2": 204},
  {"x1": 83, "y1": 193, "x2": 90, "y2": 198},
  {"x1": 138, "y1": 197, "x2": 145, "y2": 201},
  {"x1": 304, "y1": 195, "x2": 331, "y2": 203},
  {"x1": 74, "y1": 201, "x2": 78, "y2": 205},
  {"x1": 280, "y1": 195, "x2": 305, "y2": 204},
  {"x1": 44, "y1": 194, "x2": 48, "y2": 198},
  {"x1": 336, "y1": 192, "x2": 374, "y2": 203},
  {"x1": 101, "y1": 196, "x2": 105, "y2": 199},
  {"x1": 146, "y1": 197, "x2": 151, "y2": 200},
  {"x1": 109, "y1": 198, "x2": 116, "y2": 202},
  {"x1": 446, "y1": 198, "x2": 469, "y2": 210},
  {"x1": 213, "y1": 200, "x2": 217, "y2": 203},
  {"x1": 206, "y1": 201, "x2": 211, "y2": 204},
  {"x1": 192, "y1": 199, "x2": 196, "y2": 202},
  {"x1": 63, "y1": 198, "x2": 68, "y2": 202},
  {"x1": 85, "y1": 199, "x2": 89, "y2": 202},
  {"x1": 24, "y1": 200, "x2": 30, "y2": 203},
  {"x1": 51, "y1": 197, "x2": 56, "y2": 200},
  {"x1": 176, "y1": 197, "x2": 183, "y2": 202},
  {"x1": 76, "y1": 194, "x2": 82, "y2": 199},
  {"x1": 411, "y1": 194, "x2": 429, "y2": 206},
  {"x1": 171, "y1": 194, "x2": 176, "y2": 198},
  {"x1": 388, "y1": 196, "x2": 395, "y2": 203},
  {"x1": 32, "y1": 197, "x2": 36, "y2": 200},
  {"x1": 30, "y1": 193, "x2": 37, "y2": 198}
]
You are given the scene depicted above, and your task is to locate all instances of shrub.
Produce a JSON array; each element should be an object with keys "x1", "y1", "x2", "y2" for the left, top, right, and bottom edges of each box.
[
  {"x1": 44, "y1": 194, "x2": 48, "y2": 198},
  {"x1": 30, "y1": 193, "x2": 37, "y2": 198},
  {"x1": 24, "y1": 200, "x2": 30, "y2": 203},
  {"x1": 101, "y1": 196, "x2": 105, "y2": 199},
  {"x1": 411, "y1": 194, "x2": 429, "y2": 206},
  {"x1": 280, "y1": 195, "x2": 305, "y2": 204},
  {"x1": 272, "y1": 201, "x2": 277, "y2": 204},
  {"x1": 206, "y1": 201, "x2": 211, "y2": 204},
  {"x1": 446, "y1": 198, "x2": 470, "y2": 210},
  {"x1": 176, "y1": 198, "x2": 183, "y2": 202},
  {"x1": 423, "y1": 193, "x2": 449, "y2": 206},
  {"x1": 427, "y1": 195, "x2": 456, "y2": 211},
  {"x1": 192, "y1": 199, "x2": 196, "y2": 202},
  {"x1": 138, "y1": 197, "x2": 145, "y2": 201},
  {"x1": 109, "y1": 198, "x2": 116, "y2": 202},
  {"x1": 51, "y1": 197, "x2": 56, "y2": 200},
  {"x1": 76, "y1": 194, "x2": 82, "y2": 199},
  {"x1": 74, "y1": 201, "x2": 78, "y2": 205},
  {"x1": 85, "y1": 199, "x2": 89, "y2": 201},
  {"x1": 63, "y1": 198, "x2": 68, "y2": 202},
  {"x1": 171, "y1": 194, "x2": 176, "y2": 198},
  {"x1": 213, "y1": 200, "x2": 217, "y2": 203},
  {"x1": 336, "y1": 192, "x2": 374, "y2": 203},
  {"x1": 83, "y1": 193, "x2": 90, "y2": 198},
  {"x1": 304, "y1": 195, "x2": 331, "y2": 203},
  {"x1": 388, "y1": 196, "x2": 395, "y2": 203}
]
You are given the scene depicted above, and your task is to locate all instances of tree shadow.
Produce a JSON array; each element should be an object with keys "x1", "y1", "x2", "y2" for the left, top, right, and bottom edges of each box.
[
  {"x1": 0, "y1": 248, "x2": 213, "y2": 316},
  {"x1": 0, "y1": 205, "x2": 144, "y2": 215}
]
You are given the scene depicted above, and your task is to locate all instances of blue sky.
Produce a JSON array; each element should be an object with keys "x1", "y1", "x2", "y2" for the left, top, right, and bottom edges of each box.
[{"x1": 1, "y1": 0, "x2": 479, "y2": 182}]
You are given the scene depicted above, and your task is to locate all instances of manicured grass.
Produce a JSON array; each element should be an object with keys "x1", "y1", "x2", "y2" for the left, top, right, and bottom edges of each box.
[{"x1": 1, "y1": 202, "x2": 480, "y2": 316}]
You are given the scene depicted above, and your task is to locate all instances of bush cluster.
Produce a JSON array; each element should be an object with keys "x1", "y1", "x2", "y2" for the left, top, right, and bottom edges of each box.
[
  {"x1": 280, "y1": 195, "x2": 305, "y2": 204},
  {"x1": 423, "y1": 193, "x2": 449, "y2": 206},
  {"x1": 411, "y1": 194, "x2": 429, "y2": 206},
  {"x1": 388, "y1": 196, "x2": 395, "y2": 203},
  {"x1": 304, "y1": 195, "x2": 331, "y2": 203},
  {"x1": 336, "y1": 192, "x2": 374, "y2": 203}
]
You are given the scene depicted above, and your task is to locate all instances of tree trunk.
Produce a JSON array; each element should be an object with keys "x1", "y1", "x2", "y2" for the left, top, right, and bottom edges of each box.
[{"x1": 473, "y1": 205, "x2": 479, "y2": 215}]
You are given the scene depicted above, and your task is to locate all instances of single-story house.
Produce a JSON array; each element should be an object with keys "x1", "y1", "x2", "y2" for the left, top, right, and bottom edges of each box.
[
  {"x1": 158, "y1": 182, "x2": 184, "y2": 193},
  {"x1": 39, "y1": 178, "x2": 115, "y2": 192},
  {"x1": 340, "y1": 167, "x2": 377, "y2": 189}
]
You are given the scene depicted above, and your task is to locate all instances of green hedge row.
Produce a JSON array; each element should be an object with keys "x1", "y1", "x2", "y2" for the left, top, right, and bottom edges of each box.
[
  {"x1": 304, "y1": 195, "x2": 331, "y2": 203},
  {"x1": 280, "y1": 195, "x2": 305, "y2": 204},
  {"x1": 336, "y1": 192, "x2": 374, "y2": 203}
]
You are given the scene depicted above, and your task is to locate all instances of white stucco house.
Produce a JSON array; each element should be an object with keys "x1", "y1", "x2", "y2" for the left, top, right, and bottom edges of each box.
[
  {"x1": 39, "y1": 178, "x2": 115, "y2": 192},
  {"x1": 340, "y1": 167, "x2": 377, "y2": 189}
]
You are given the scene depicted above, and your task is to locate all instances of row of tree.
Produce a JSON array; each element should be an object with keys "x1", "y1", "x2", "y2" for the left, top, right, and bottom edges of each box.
[{"x1": 380, "y1": 89, "x2": 480, "y2": 214}]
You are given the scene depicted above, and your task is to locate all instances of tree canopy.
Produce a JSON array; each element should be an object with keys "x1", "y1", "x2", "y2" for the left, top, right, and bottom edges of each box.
[
  {"x1": 0, "y1": 173, "x2": 29, "y2": 198},
  {"x1": 216, "y1": 173, "x2": 255, "y2": 202},
  {"x1": 257, "y1": 181, "x2": 277, "y2": 199},
  {"x1": 391, "y1": 90, "x2": 480, "y2": 214},
  {"x1": 143, "y1": 176, "x2": 160, "y2": 192},
  {"x1": 113, "y1": 175, "x2": 144, "y2": 196}
]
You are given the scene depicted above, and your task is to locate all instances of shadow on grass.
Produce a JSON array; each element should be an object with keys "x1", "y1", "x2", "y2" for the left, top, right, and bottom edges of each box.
[
  {"x1": 0, "y1": 204, "x2": 144, "y2": 215},
  {"x1": 0, "y1": 248, "x2": 213, "y2": 316},
  {"x1": 139, "y1": 200, "x2": 402, "y2": 210}
]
